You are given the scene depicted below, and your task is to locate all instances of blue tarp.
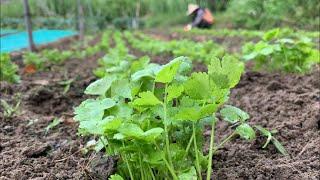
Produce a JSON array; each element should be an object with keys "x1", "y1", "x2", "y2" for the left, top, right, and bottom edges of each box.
[{"x1": 0, "y1": 29, "x2": 77, "y2": 53}]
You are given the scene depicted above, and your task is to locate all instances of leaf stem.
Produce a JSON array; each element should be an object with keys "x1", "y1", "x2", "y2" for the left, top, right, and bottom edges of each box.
[
  {"x1": 206, "y1": 118, "x2": 216, "y2": 180},
  {"x1": 122, "y1": 143, "x2": 134, "y2": 180},
  {"x1": 193, "y1": 123, "x2": 202, "y2": 180},
  {"x1": 154, "y1": 143, "x2": 178, "y2": 180},
  {"x1": 163, "y1": 84, "x2": 173, "y2": 168},
  {"x1": 183, "y1": 132, "x2": 194, "y2": 159},
  {"x1": 213, "y1": 131, "x2": 237, "y2": 153}
]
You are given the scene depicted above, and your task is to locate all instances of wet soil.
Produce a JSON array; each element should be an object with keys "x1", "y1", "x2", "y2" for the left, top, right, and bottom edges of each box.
[{"x1": 1, "y1": 32, "x2": 319, "y2": 180}]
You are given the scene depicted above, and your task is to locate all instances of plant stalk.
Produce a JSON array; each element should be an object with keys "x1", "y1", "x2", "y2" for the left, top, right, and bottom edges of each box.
[
  {"x1": 193, "y1": 123, "x2": 202, "y2": 180},
  {"x1": 206, "y1": 118, "x2": 216, "y2": 180}
]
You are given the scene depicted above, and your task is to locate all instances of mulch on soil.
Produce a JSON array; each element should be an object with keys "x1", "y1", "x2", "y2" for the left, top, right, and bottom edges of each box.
[{"x1": 1, "y1": 32, "x2": 319, "y2": 180}]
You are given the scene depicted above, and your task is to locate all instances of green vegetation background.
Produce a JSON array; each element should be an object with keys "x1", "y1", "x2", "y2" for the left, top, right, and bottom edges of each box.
[{"x1": 1, "y1": 0, "x2": 319, "y2": 31}]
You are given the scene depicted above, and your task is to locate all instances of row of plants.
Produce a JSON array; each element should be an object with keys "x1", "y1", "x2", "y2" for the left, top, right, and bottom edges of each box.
[
  {"x1": 74, "y1": 32, "x2": 287, "y2": 180},
  {"x1": 124, "y1": 31, "x2": 226, "y2": 64},
  {"x1": 170, "y1": 28, "x2": 319, "y2": 74},
  {"x1": 242, "y1": 28, "x2": 320, "y2": 73},
  {"x1": 0, "y1": 31, "x2": 111, "y2": 83},
  {"x1": 22, "y1": 31, "x2": 111, "y2": 73},
  {"x1": 174, "y1": 27, "x2": 320, "y2": 40}
]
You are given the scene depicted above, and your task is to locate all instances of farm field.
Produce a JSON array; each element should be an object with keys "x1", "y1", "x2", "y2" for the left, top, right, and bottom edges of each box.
[{"x1": 1, "y1": 28, "x2": 319, "y2": 180}]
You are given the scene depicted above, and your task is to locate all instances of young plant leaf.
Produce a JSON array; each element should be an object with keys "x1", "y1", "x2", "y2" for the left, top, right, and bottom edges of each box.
[
  {"x1": 85, "y1": 76, "x2": 116, "y2": 96},
  {"x1": 74, "y1": 98, "x2": 116, "y2": 122},
  {"x1": 109, "y1": 174, "x2": 124, "y2": 180},
  {"x1": 220, "y1": 105, "x2": 249, "y2": 123},
  {"x1": 236, "y1": 123, "x2": 256, "y2": 140},
  {"x1": 175, "y1": 107, "x2": 200, "y2": 121},
  {"x1": 254, "y1": 125, "x2": 272, "y2": 148},
  {"x1": 167, "y1": 84, "x2": 184, "y2": 102},
  {"x1": 208, "y1": 55, "x2": 244, "y2": 88},
  {"x1": 271, "y1": 138, "x2": 288, "y2": 156},
  {"x1": 132, "y1": 91, "x2": 162, "y2": 106},
  {"x1": 184, "y1": 72, "x2": 211, "y2": 100},
  {"x1": 155, "y1": 57, "x2": 182, "y2": 83},
  {"x1": 178, "y1": 166, "x2": 197, "y2": 180},
  {"x1": 111, "y1": 79, "x2": 132, "y2": 100},
  {"x1": 117, "y1": 123, "x2": 144, "y2": 139},
  {"x1": 142, "y1": 127, "x2": 164, "y2": 142}
]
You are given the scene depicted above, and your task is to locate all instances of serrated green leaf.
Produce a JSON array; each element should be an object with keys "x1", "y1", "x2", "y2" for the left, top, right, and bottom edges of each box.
[
  {"x1": 208, "y1": 55, "x2": 244, "y2": 88},
  {"x1": 85, "y1": 76, "x2": 116, "y2": 96},
  {"x1": 167, "y1": 84, "x2": 184, "y2": 102},
  {"x1": 184, "y1": 72, "x2": 211, "y2": 100},
  {"x1": 220, "y1": 105, "x2": 249, "y2": 123},
  {"x1": 200, "y1": 104, "x2": 218, "y2": 117},
  {"x1": 155, "y1": 57, "x2": 182, "y2": 83},
  {"x1": 236, "y1": 123, "x2": 256, "y2": 140},
  {"x1": 132, "y1": 91, "x2": 162, "y2": 106}
]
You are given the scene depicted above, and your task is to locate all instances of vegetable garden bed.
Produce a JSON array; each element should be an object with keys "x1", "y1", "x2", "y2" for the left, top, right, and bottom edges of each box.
[{"x1": 0, "y1": 29, "x2": 319, "y2": 179}]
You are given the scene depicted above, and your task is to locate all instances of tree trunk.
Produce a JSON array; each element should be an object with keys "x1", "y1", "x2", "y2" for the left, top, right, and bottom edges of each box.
[
  {"x1": 23, "y1": 0, "x2": 36, "y2": 51},
  {"x1": 77, "y1": 0, "x2": 84, "y2": 42}
]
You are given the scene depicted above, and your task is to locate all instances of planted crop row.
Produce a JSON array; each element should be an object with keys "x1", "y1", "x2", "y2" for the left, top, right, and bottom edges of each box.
[
  {"x1": 242, "y1": 29, "x2": 320, "y2": 73},
  {"x1": 74, "y1": 32, "x2": 286, "y2": 180},
  {"x1": 124, "y1": 31, "x2": 226, "y2": 64},
  {"x1": 173, "y1": 28, "x2": 320, "y2": 39},
  {"x1": 22, "y1": 31, "x2": 111, "y2": 73}
]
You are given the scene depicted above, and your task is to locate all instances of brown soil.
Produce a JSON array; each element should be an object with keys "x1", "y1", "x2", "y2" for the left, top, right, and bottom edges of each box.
[
  {"x1": 1, "y1": 32, "x2": 319, "y2": 180},
  {"x1": 0, "y1": 36, "x2": 116, "y2": 179},
  {"x1": 209, "y1": 69, "x2": 320, "y2": 180}
]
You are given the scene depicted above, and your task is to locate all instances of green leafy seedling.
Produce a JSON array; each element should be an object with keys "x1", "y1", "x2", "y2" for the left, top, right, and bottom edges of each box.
[
  {"x1": 45, "y1": 118, "x2": 61, "y2": 135},
  {"x1": 0, "y1": 99, "x2": 21, "y2": 118},
  {"x1": 58, "y1": 79, "x2": 74, "y2": 94},
  {"x1": 255, "y1": 125, "x2": 288, "y2": 155}
]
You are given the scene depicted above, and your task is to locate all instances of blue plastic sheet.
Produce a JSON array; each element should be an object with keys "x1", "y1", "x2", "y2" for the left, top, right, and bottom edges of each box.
[{"x1": 0, "y1": 29, "x2": 77, "y2": 53}]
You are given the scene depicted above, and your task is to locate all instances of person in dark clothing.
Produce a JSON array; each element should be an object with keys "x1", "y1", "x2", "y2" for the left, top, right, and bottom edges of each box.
[{"x1": 184, "y1": 4, "x2": 214, "y2": 31}]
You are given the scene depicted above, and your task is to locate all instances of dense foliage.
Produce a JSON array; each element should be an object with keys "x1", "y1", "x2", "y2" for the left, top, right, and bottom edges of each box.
[
  {"x1": 1, "y1": 0, "x2": 318, "y2": 30},
  {"x1": 125, "y1": 32, "x2": 226, "y2": 64},
  {"x1": 224, "y1": 0, "x2": 320, "y2": 30},
  {"x1": 243, "y1": 29, "x2": 320, "y2": 73},
  {"x1": 0, "y1": 53, "x2": 20, "y2": 83}
]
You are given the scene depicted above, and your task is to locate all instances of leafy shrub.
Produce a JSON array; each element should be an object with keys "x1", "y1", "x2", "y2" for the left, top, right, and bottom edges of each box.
[
  {"x1": 243, "y1": 29, "x2": 320, "y2": 73},
  {"x1": 0, "y1": 53, "x2": 20, "y2": 83}
]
